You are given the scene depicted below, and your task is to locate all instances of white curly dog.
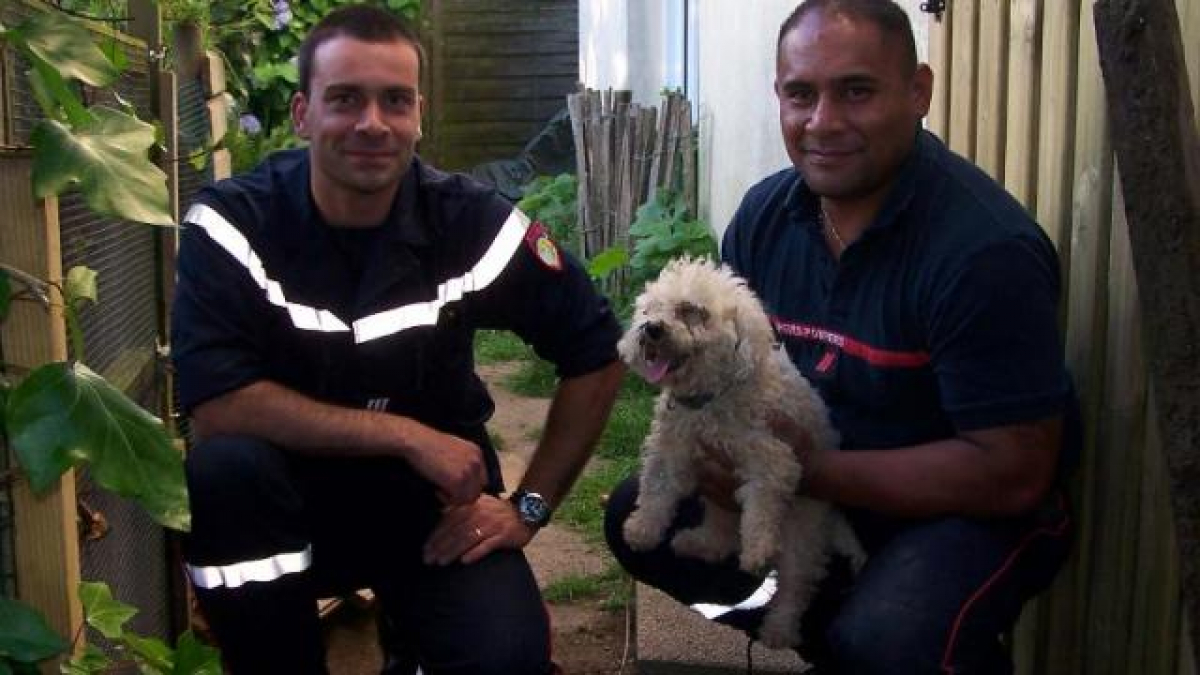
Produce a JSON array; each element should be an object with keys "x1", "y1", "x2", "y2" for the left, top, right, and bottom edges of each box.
[{"x1": 619, "y1": 257, "x2": 865, "y2": 651}]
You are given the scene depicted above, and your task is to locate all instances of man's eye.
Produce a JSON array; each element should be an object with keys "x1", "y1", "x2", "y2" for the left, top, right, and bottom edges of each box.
[{"x1": 845, "y1": 86, "x2": 873, "y2": 101}]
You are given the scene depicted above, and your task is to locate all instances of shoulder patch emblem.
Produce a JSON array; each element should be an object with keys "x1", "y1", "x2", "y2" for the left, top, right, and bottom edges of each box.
[{"x1": 524, "y1": 220, "x2": 563, "y2": 272}]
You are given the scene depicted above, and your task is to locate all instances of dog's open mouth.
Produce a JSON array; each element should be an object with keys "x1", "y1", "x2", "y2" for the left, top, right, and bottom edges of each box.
[{"x1": 638, "y1": 344, "x2": 686, "y2": 384}]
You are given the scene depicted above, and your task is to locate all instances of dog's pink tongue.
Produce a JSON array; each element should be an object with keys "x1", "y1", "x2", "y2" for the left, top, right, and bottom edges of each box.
[{"x1": 642, "y1": 358, "x2": 671, "y2": 384}]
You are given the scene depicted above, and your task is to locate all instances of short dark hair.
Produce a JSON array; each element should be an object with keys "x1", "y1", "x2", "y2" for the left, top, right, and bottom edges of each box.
[
  {"x1": 297, "y1": 4, "x2": 425, "y2": 95},
  {"x1": 777, "y1": 0, "x2": 917, "y2": 74}
]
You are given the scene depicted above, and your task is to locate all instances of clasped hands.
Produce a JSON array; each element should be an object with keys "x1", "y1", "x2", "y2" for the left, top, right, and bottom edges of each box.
[{"x1": 408, "y1": 426, "x2": 534, "y2": 566}]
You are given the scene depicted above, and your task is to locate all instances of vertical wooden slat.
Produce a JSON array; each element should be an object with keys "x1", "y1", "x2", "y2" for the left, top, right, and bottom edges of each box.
[
  {"x1": 948, "y1": 1, "x2": 979, "y2": 157},
  {"x1": 1051, "y1": 4, "x2": 1115, "y2": 673},
  {"x1": 0, "y1": 152, "x2": 83, "y2": 646},
  {"x1": 1002, "y1": 0, "x2": 1042, "y2": 208},
  {"x1": 974, "y1": 0, "x2": 1009, "y2": 180},
  {"x1": 1, "y1": 29, "x2": 10, "y2": 146},
  {"x1": 1132, "y1": 389, "x2": 1184, "y2": 675},
  {"x1": 926, "y1": 6, "x2": 952, "y2": 140},
  {"x1": 420, "y1": 0, "x2": 445, "y2": 164},
  {"x1": 1183, "y1": 617, "x2": 1198, "y2": 675},
  {"x1": 1179, "y1": 0, "x2": 1200, "y2": 128},
  {"x1": 1033, "y1": 0, "x2": 1081, "y2": 250}
]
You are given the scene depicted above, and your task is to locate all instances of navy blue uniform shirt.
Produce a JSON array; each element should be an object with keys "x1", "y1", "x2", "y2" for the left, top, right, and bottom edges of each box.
[
  {"x1": 723, "y1": 130, "x2": 1078, "y2": 471},
  {"x1": 171, "y1": 149, "x2": 621, "y2": 488}
]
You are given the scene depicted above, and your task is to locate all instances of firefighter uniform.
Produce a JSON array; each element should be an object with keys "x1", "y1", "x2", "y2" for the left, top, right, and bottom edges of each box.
[{"x1": 171, "y1": 148, "x2": 621, "y2": 674}]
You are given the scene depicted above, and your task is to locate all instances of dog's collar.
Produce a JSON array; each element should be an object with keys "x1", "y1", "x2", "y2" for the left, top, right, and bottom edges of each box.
[{"x1": 669, "y1": 391, "x2": 717, "y2": 410}]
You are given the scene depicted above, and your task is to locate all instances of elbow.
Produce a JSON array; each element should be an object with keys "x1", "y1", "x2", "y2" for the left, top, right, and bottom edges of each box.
[{"x1": 993, "y1": 462, "x2": 1057, "y2": 515}]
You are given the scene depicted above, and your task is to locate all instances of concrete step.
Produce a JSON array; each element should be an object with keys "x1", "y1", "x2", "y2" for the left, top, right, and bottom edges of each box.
[{"x1": 635, "y1": 583, "x2": 808, "y2": 674}]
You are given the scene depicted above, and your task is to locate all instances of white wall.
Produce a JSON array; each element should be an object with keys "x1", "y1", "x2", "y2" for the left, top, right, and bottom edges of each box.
[
  {"x1": 580, "y1": 0, "x2": 932, "y2": 240},
  {"x1": 579, "y1": 0, "x2": 674, "y2": 107}
]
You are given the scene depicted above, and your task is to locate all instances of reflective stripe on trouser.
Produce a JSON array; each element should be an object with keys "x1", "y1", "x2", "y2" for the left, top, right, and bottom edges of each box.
[{"x1": 183, "y1": 435, "x2": 557, "y2": 674}]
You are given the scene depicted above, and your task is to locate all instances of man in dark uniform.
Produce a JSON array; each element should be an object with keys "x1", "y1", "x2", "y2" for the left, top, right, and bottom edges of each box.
[
  {"x1": 170, "y1": 5, "x2": 624, "y2": 673},
  {"x1": 605, "y1": 1, "x2": 1077, "y2": 672}
]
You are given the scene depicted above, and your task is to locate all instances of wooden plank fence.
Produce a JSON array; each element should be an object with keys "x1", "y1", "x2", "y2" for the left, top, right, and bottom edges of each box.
[
  {"x1": 928, "y1": 1, "x2": 1198, "y2": 672},
  {"x1": 566, "y1": 88, "x2": 696, "y2": 263}
]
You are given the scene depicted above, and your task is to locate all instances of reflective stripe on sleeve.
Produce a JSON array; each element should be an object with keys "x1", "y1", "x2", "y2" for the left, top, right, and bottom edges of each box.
[
  {"x1": 351, "y1": 208, "x2": 530, "y2": 344},
  {"x1": 185, "y1": 545, "x2": 313, "y2": 589},
  {"x1": 689, "y1": 571, "x2": 777, "y2": 620},
  {"x1": 185, "y1": 204, "x2": 351, "y2": 334},
  {"x1": 184, "y1": 204, "x2": 532, "y2": 344}
]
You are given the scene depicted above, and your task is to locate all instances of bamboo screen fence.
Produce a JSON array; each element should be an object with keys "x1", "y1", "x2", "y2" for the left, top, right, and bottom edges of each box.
[
  {"x1": 567, "y1": 88, "x2": 697, "y2": 262},
  {"x1": 926, "y1": 1, "x2": 1199, "y2": 673}
]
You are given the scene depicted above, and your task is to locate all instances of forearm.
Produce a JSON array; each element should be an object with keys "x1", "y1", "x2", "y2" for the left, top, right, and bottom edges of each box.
[
  {"x1": 806, "y1": 418, "x2": 1061, "y2": 518},
  {"x1": 517, "y1": 361, "x2": 625, "y2": 507},
  {"x1": 190, "y1": 380, "x2": 418, "y2": 458}
]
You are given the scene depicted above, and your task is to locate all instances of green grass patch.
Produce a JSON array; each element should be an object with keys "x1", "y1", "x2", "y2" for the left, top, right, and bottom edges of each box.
[
  {"x1": 594, "y1": 373, "x2": 655, "y2": 461},
  {"x1": 557, "y1": 454, "x2": 641, "y2": 546},
  {"x1": 504, "y1": 357, "x2": 558, "y2": 398},
  {"x1": 542, "y1": 564, "x2": 632, "y2": 611},
  {"x1": 474, "y1": 330, "x2": 535, "y2": 364}
]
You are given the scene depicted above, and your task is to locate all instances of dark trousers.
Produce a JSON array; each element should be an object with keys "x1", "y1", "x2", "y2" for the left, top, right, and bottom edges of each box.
[
  {"x1": 605, "y1": 475, "x2": 1072, "y2": 674},
  {"x1": 183, "y1": 435, "x2": 553, "y2": 675}
]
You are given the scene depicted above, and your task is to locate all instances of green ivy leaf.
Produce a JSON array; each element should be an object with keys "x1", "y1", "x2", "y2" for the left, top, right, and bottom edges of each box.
[
  {"x1": 27, "y1": 59, "x2": 93, "y2": 127},
  {"x1": 6, "y1": 13, "x2": 120, "y2": 88},
  {"x1": 99, "y1": 37, "x2": 129, "y2": 74},
  {"x1": 586, "y1": 247, "x2": 629, "y2": 281},
  {"x1": 0, "y1": 596, "x2": 69, "y2": 663},
  {"x1": 62, "y1": 644, "x2": 113, "y2": 675},
  {"x1": 7, "y1": 362, "x2": 191, "y2": 531},
  {"x1": 79, "y1": 582, "x2": 138, "y2": 640},
  {"x1": 171, "y1": 631, "x2": 222, "y2": 675},
  {"x1": 31, "y1": 107, "x2": 172, "y2": 226},
  {"x1": 64, "y1": 266, "x2": 98, "y2": 308},
  {"x1": 124, "y1": 633, "x2": 172, "y2": 672},
  {"x1": 0, "y1": 268, "x2": 11, "y2": 322}
]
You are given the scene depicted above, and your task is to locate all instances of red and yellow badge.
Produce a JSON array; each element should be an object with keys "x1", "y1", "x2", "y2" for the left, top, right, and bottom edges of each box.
[{"x1": 524, "y1": 220, "x2": 563, "y2": 272}]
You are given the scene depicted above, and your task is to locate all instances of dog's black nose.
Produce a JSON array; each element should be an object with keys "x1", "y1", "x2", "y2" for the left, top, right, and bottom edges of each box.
[{"x1": 643, "y1": 321, "x2": 664, "y2": 340}]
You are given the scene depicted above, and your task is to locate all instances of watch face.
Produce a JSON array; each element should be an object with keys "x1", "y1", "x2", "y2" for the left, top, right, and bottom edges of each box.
[{"x1": 515, "y1": 491, "x2": 550, "y2": 526}]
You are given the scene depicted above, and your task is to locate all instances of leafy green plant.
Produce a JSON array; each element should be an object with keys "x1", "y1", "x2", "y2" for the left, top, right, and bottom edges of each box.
[
  {"x1": 1, "y1": 9, "x2": 196, "y2": 673},
  {"x1": 627, "y1": 189, "x2": 717, "y2": 289},
  {"x1": 517, "y1": 174, "x2": 579, "y2": 251}
]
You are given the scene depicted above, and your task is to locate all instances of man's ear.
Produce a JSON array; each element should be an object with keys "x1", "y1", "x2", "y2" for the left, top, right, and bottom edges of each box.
[
  {"x1": 416, "y1": 94, "x2": 426, "y2": 140},
  {"x1": 912, "y1": 64, "x2": 934, "y2": 118},
  {"x1": 291, "y1": 91, "x2": 310, "y2": 139}
]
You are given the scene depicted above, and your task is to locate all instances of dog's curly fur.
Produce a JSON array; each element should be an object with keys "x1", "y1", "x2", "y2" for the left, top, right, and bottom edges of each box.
[{"x1": 619, "y1": 257, "x2": 865, "y2": 651}]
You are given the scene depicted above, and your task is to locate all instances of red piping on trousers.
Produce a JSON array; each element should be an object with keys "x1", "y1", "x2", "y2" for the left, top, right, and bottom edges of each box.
[{"x1": 939, "y1": 499, "x2": 1070, "y2": 673}]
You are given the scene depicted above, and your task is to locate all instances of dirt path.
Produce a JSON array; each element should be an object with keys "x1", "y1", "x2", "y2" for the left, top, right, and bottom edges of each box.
[
  {"x1": 484, "y1": 363, "x2": 631, "y2": 674},
  {"x1": 325, "y1": 363, "x2": 631, "y2": 674}
]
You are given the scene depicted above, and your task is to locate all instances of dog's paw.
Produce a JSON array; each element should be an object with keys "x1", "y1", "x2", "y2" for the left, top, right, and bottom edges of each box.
[
  {"x1": 623, "y1": 514, "x2": 665, "y2": 551},
  {"x1": 670, "y1": 529, "x2": 731, "y2": 562}
]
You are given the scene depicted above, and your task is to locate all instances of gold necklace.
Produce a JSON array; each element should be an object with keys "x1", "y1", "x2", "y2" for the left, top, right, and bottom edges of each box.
[{"x1": 821, "y1": 207, "x2": 847, "y2": 252}]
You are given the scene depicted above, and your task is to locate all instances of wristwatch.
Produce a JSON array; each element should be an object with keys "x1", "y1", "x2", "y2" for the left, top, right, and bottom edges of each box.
[{"x1": 509, "y1": 488, "x2": 552, "y2": 529}]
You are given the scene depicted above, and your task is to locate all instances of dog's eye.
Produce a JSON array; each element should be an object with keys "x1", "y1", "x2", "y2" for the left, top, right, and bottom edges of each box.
[{"x1": 675, "y1": 301, "x2": 709, "y2": 326}]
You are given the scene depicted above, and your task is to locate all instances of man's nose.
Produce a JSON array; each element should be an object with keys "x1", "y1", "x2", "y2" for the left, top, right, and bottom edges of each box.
[
  {"x1": 807, "y1": 95, "x2": 844, "y2": 131},
  {"x1": 356, "y1": 102, "x2": 388, "y2": 134}
]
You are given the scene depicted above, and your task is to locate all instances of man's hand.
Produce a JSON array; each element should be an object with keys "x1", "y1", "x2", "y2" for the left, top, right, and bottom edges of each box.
[
  {"x1": 403, "y1": 425, "x2": 487, "y2": 507},
  {"x1": 422, "y1": 495, "x2": 533, "y2": 565},
  {"x1": 766, "y1": 410, "x2": 822, "y2": 494}
]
